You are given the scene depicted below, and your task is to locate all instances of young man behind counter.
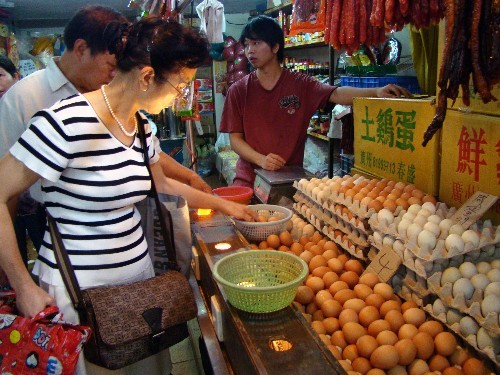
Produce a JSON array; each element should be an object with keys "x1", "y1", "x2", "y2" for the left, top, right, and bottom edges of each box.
[{"x1": 220, "y1": 15, "x2": 412, "y2": 188}]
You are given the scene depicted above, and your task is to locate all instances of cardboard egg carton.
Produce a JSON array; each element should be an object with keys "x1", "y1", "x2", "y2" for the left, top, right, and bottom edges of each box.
[
  {"x1": 369, "y1": 232, "x2": 403, "y2": 259},
  {"x1": 367, "y1": 246, "x2": 379, "y2": 261},
  {"x1": 323, "y1": 201, "x2": 372, "y2": 235},
  {"x1": 423, "y1": 302, "x2": 500, "y2": 367},
  {"x1": 399, "y1": 268, "x2": 431, "y2": 297},
  {"x1": 368, "y1": 212, "x2": 401, "y2": 238},
  {"x1": 323, "y1": 225, "x2": 366, "y2": 259},
  {"x1": 427, "y1": 272, "x2": 499, "y2": 335},
  {"x1": 396, "y1": 283, "x2": 428, "y2": 308},
  {"x1": 324, "y1": 215, "x2": 370, "y2": 248},
  {"x1": 327, "y1": 191, "x2": 383, "y2": 219}
]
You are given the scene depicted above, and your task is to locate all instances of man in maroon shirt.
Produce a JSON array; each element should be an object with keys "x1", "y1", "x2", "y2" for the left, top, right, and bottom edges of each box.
[{"x1": 220, "y1": 15, "x2": 411, "y2": 188}]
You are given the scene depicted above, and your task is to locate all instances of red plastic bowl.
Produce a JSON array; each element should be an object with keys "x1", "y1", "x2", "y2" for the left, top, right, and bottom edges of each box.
[{"x1": 213, "y1": 186, "x2": 253, "y2": 205}]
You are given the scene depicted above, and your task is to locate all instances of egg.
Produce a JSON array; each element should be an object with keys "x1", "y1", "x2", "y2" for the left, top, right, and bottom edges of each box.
[
  {"x1": 303, "y1": 224, "x2": 315, "y2": 237},
  {"x1": 448, "y1": 347, "x2": 470, "y2": 366},
  {"x1": 487, "y1": 268, "x2": 500, "y2": 282},
  {"x1": 329, "y1": 280, "x2": 349, "y2": 295},
  {"x1": 331, "y1": 330, "x2": 348, "y2": 349},
  {"x1": 321, "y1": 299, "x2": 342, "y2": 318},
  {"x1": 315, "y1": 289, "x2": 333, "y2": 308},
  {"x1": 352, "y1": 357, "x2": 372, "y2": 374},
  {"x1": 311, "y1": 320, "x2": 326, "y2": 335},
  {"x1": 368, "y1": 199, "x2": 384, "y2": 212},
  {"x1": 484, "y1": 281, "x2": 500, "y2": 296},
  {"x1": 407, "y1": 204, "x2": 422, "y2": 215},
  {"x1": 323, "y1": 317, "x2": 340, "y2": 335},
  {"x1": 446, "y1": 309, "x2": 464, "y2": 325},
  {"x1": 434, "y1": 331, "x2": 457, "y2": 356},
  {"x1": 449, "y1": 223, "x2": 465, "y2": 236},
  {"x1": 417, "y1": 230, "x2": 437, "y2": 252},
  {"x1": 452, "y1": 278, "x2": 474, "y2": 300},
  {"x1": 445, "y1": 234, "x2": 465, "y2": 254},
  {"x1": 407, "y1": 223, "x2": 423, "y2": 242},
  {"x1": 357, "y1": 335, "x2": 379, "y2": 358},
  {"x1": 401, "y1": 300, "x2": 418, "y2": 313},
  {"x1": 459, "y1": 262, "x2": 478, "y2": 279},
  {"x1": 477, "y1": 327, "x2": 499, "y2": 353},
  {"x1": 305, "y1": 276, "x2": 325, "y2": 293},
  {"x1": 403, "y1": 308, "x2": 426, "y2": 327},
  {"x1": 365, "y1": 294, "x2": 385, "y2": 310},
  {"x1": 462, "y1": 358, "x2": 489, "y2": 375},
  {"x1": 377, "y1": 331, "x2": 399, "y2": 346},
  {"x1": 408, "y1": 359, "x2": 429, "y2": 375},
  {"x1": 412, "y1": 214, "x2": 428, "y2": 227},
  {"x1": 377, "y1": 208, "x2": 395, "y2": 225},
  {"x1": 419, "y1": 320, "x2": 444, "y2": 338},
  {"x1": 481, "y1": 294, "x2": 500, "y2": 316},
  {"x1": 441, "y1": 267, "x2": 462, "y2": 286},
  {"x1": 380, "y1": 300, "x2": 401, "y2": 317},
  {"x1": 383, "y1": 199, "x2": 398, "y2": 213},
  {"x1": 344, "y1": 259, "x2": 364, "y2": 275},
  {"x1": 279, "y1": 231, "x2": 293, "y2": 246},
  {"x1": 412, "y1": 332, "x2": 434, "y2": 359},
  {"x1": 335, "y1": 289, "x2": 357, "y2": 305},
  {"x1": 367, "y1": 319, "x2": 392, "y2": 337},
  {"x1": 461, "y1": 230, "x2": 480, "y2": 247},
  {"x1": 397, "y1": 219, "x2": 412, "y2": 238},
  {"x1": 423, "y1": 221, "x2": 440, "y2": 237},
  {"x1": 428, "y1": 354, "x2": 450, "y2": 372},
  {"x1": 343, "y1": 322, "x2": 367, "y2": 344},
  {"x1": 370, "y1": 345, "x2": 399, "y2": 369},
  {"x1": 470, "y1": 273, "x2": 489, "y2": 291},
  {"x1": 359, "y1": 273, "x2": 379, "y2": 289},
  {"x1": 342, "y1": 344, "x2": 359, "y2": 361},
  {"x1": 459, "y1": 316, "x2": 479, "y2": 337},
  {"x1": 309, "y1": 255, "x2": 328, "y2": 272},
  {"x1": 394, "y1": 338, "x2": 417, "y2": 365},
  {"x1": 476, "y1": 261, "x2": 492, "y2": 274},
  {"x1": 295, "y1": 285, "x2": 315, "y2": 304},
  {"x1": 266, "y1": 234, "x2": 281, "y2": 249},
  {"x1": 385, "y1": 310, "x2": 405, "y2": 332},
  {"x1": 438, "y1": 219, "x2": 455, "y2": 236},
  {"x1": 373, "y1": 283, "x2": 394, "y2": 300},
  {"x1": 344, "y1": 298, "x2": 366, "y2": 314},
  {"x1": 359, "y1": 306, "x2": 381, "y2": 327},
  {"x1": 427, "y1": 214, "x2": 442, "y2": 225}
]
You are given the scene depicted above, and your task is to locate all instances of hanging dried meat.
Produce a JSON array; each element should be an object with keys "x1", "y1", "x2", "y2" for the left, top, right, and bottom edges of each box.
[{"x1": 422, "y1": 0, "x2": 499, "y2": 146}]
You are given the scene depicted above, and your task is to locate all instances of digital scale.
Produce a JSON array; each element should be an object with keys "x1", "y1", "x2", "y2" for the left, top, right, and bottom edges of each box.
[{"x1": 253, "y1": 166, "x2": 313, "y2": 204}]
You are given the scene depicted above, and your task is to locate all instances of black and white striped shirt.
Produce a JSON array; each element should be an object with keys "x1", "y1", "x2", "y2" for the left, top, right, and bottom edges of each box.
[{"x1": 10, "y1": 94, "x2": 159, "y2": 287}]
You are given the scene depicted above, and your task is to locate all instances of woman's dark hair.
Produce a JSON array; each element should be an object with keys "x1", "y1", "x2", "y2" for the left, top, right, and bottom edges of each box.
[
  {"x1": 64, "y1": 5, "x2": 128, "y2": 55},
  {"x1": 240, "y1": 15, "x2": 284, "y2": 63},
  {"x1": 0, "y1": 55, "x2": 17, "y2": 77},
  {"x1": 104, "y1": 16, "x2": 209, "y2": 82}
]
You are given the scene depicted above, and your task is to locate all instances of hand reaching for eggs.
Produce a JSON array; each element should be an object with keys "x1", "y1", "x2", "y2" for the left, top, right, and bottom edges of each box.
[{"x1": 260, "y1": 153, "x2": 286, "y2": 170}]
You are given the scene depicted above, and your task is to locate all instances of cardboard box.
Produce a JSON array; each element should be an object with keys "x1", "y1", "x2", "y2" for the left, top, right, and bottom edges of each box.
[
  {"x1": 437, "y1": 21, "x2": 500, "y2": 116},
  {"x1": 353, "y1": 97, "x2": 440, "y2": 196},
  {"x1": 439, "y1": 110, "x2": 500, "y2": 223}
]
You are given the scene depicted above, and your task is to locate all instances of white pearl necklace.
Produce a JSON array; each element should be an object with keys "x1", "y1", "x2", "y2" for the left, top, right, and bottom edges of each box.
[{"x1": 100, "y1": 85, "x2": 137, "y2": 137}]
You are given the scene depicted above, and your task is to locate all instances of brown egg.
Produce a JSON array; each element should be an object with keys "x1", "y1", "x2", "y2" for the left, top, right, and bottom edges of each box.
[
  {"x1": 258, "y1": 240, "x2": 269, "y2": 249},
  {"x1": 343, "y1": 344, "x2": 359, "y2": 361},
  {"x1": 289, "y1": 242, "x2": 304, "y2": 256},
  {"x1": 295, "y1": 285, "x2": 315, "y2": 305},
  {"x1": 367, "y1": 319, "x2": 392, "y2": 337},
  {"x1": 366, "y1": 369, "x2": 386, "y2": 375},
  {"x1": 408, "y1": 359, "x2": 430, "y2": 375},
  {"x1": 422, "y1": 195, "x2": 437, "y2": 204},
  {"x1": 304, "y1": 242, "x2": 315, "y2": 251},
  {"x1": 315, "y1": 289, "x2": 333, "y2": 308},
  {"x1": 344, "y1": 298, "x2": 366, "y2": 314},
  {"x1": 419, "y1": 320, "x2": 444, "y2": 338},
  {"x1": 321, "y1": 299, "x2": 342, "y2": 318},
  {"x1": 352, "y1": 357, "x2": 372, "y2": 375},
  {"x1": 380, "y1": 300, "x2": 402, "y2": 317},
  {"x1": 331, "y1": 330, "x2": 348, "y2": 349},
  {"x1": 365, "y1": 294, "x2": 385, "y2": 310},
  {"x1": 403, "y1": 308, "x2": 426, "y2": 327},
  {"x1": 327, "y1": 344, "x2": 342, "y2": 360},
  {"x1": 329, "y1": 280, "x2": 349, "y2": 295},
  {"x1": 401, "y1": 300, "x2": 418, "y2": 313},
  {"x1": 334, "y1": 289, "x2": 357, "y2": 305},
  {"x1": 309, "y1": 255, "x2": 328, "y2": 272},
  {"x1": 299, "y1": 250, "x2": 314, "y2": 264},
  {"x1": 353, "y1": 192, "x2": 365, "y2": 202},
  {"x1": 395, "y1": 338, "x2": 417, "y2": 365},
  {"x1": 434, "y1": 332, "x2": 457, "y2": 357},
  {"x1": 327, "y1": 258, "x2": 344, "y2": 273},
  {"x1": 322, "y1": 271, "x2": 339, "y2": 288},
  {"x1": 311, "y1": 231, "x2": 323, "y2": 243},
  {"x1": 377, "y1": 330, "x2": 399, "y2": 346},
  {"x1": 344, "y1": 259, "x2": 364, "y2": 275},
  {"x1": 368, "y1": 199, "x2": 384, "y2": 212},
  {"x1": 299, "y1": 236, "x2": 310, "y2": 246},
  {"x1": 266, "y1": 234, "x2": 280, "y2": 249},
  {"x1": 323, "y1": 317, "x2": 340, "y2": 335},
  {"x1": 361, "y1": 196, "x2": 374, "y2": 207},
  {"x1": 412, "y1": 189, "x2": 425, "y2": 199},
  {"x1": 305, "y1": 276, "x2": 325, "y2": 293},
  {"x1": 312, "y1": 266, "x2": 331, "y2": 278},
  {"x1": 354, "y1": 284, "x2": 373, "y2": 301},
  {"x1": 448, "y1": 347, "x2": 470, "y2": 366},
  {"x1": 340, "y1": 271, "x2": 360, "y2": 289},
  {"x1": 277, "y1": 245, "x2": 290, "y2": 252},
  {"x1": 398, "y1": 324, "x2": 419, "y2": 339},
  {"x1": 443, "y1": 367, "x2": 464, "y2": 375},
  {"x1": 385, "y1": 310, "x2": 405, "y2": 332},
  {"x1": 323, "y1": 239, "x2": 339, "y2": 251},
  {"x1": 257, "y1": 215, "x2": 267, "y2": 222},
  {"x1": 316, "y1": 239, "x2": 327, "y2": 249},
  {"x1": 337, "y1": 253, "x2": 349, "y2": 265},
  {"x1": 338, "y1": 359, "x2": 353, "y2": 372},
  {"x1": 429, "y1": 354, "x2": 450, "y2": 372},
  {"x1": 412, "y1": 331, "x2": 435, "y2": 360},
  {"x1": 370, "y1": 345, "x2": 399, "y2": 369},
  {"x1": 373, "y1": 283, "x2": 394, "y2": 300},
  {"x1": 407, "y1": 196, "x2": 422, "y2": 206},
  {"x1": 462, "y1": 358, "x2": 488, "y2": 375},
  {"x1": 359, "y1": 306, "x2": 381, "y2": 327},
  {"x1": 339, "y1": 308, "x2": 359, "y2": 327},
  {"x1": 343, "y1": 322, "x2": 367, "y2": 344},
  {"x1": 311, "y1": 320, "x2": 326, "y2": 335},
  {"x1": 360, "y1": 273, "x2": 379, "y2": 288},
  {"x1": 383, "y1": 199, "x2": 398, "y2": 213},
  {"x1": 357, "y1": 334, "x2": 379, "y2": 358},
  {"x1": 395, "y1": 197, "x2": 410, "y2": 210},
  {"x1": 312, "y1": 310, "x2": 324, "y2": 322},
  {"x1": 322, "y1": 249, "x2": 338, "y2": 261},
  {"x1": 305, "y1": 302, "x2": 318, "y2": 315}
]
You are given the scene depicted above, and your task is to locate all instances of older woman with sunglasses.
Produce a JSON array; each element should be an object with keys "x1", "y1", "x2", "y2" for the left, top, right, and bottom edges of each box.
[{"x1": 0, "y1": 17, "x2": 257, "y2": 374}]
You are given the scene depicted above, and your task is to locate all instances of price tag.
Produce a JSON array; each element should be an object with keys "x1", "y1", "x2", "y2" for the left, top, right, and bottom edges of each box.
[
  {"x1": 450, "y1": 191, "x2": 498, "y2": 229},
  {"x1": 363, "y1": 246, "x2": 402, "y2": 283}
]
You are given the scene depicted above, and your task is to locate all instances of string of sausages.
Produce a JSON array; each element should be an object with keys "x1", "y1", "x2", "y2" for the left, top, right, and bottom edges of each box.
[
  {"x1": 324, "y1": 0, "x2": 446, "y2": 54},
  {"x1": 422, "y1": 0, "x2": 499, "y2": 146}
]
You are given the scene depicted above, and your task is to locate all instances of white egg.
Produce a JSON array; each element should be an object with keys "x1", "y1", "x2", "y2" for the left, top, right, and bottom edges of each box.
[
  {"x1": 383, "y1": 235, "x2": 395, "y2": 248},
  {"x1": 476, "y1": 261, "x2": 492, "y2": 274},
  {"x1": 484, "y1": 282, "x2": 500, "y2": 297},
  {"x1": 477, "y1": 327, "x2": 499, "y2": 354},
  {"x1": 487, "y1": 268, "x2": 500, "y2": 282},
  {"x1": 449, "y1": 223, "x2": 465, "y2": 236},
  {"x1": 492, "y1": 259, "x2": 500, "y2": 270},
  {"x1": 461, "y1": 230, "x2": 480, "y2": 247},
  {"x1": 459, "y1": 262, "x2": 478, "y2": 279},
  {"x1": 298, "y1": 179, "x2": 308, "y2": 189},
  {"x1": 441, "y1": 267, "x2": 462, "y2": 286},
  {"x1": 445, "y1": 234, "x2": 465, "y2": 254},
  {"x1": 481, "y1": 295, "x2": 500, "y2": 316},
  {"x1": 373, "y1": 231, "x2": 383, "y2": 245},
  {"x1": 417, "y1": 208, "x2": 432, "y2": 219},
  {"x1": 438, "y1": 219, "x2": 455, "y2": 236},
  {"x1": 407, "y1": 223, "x2": 423, "y2": 242},
  {"x1": 393, "y1": 240, "x2": 405, "y2": 253},
  {"x1": 427, "y1": 214, "x2": 442, "y2": 225},
  {"x1": 413, "y1": 214, "x2": 429, "y2": 227},
  {"x1": 471, "y1": 273, "x2": 490, "y2": 291},
  {"x1": 421, "y1": 202, "x2": 436, "y2": 214},
  {"x1": 417, "y1": 230, "x2": 437, "y2": 252},
  {"x1": 453, "y1": 278, "x2": 475, "y2": 300},
  {"x1": 398, "y1": 219, "x2": 412, "y2": 238},
  {"x1": 459, "y1": 316, "x2": 479, "y2": 337},
  {"x1": 423, "y1": 221, "x2": 440, "y2": 237},
  {"x1": 446, "y1": 308, "x2": 464, "y2": 325},
  {"x1": 402, "y1": 212, "x2": 416, "y2": 222},
  {"x1": 408, "y1": 204, "x2": 422, "y2": 215},
  {"x1": 378, "y1": 208, "x2": 394, "y2": 225},
  {"x1": 433, "y1": 299, "x2": 447, "y2": 315}
]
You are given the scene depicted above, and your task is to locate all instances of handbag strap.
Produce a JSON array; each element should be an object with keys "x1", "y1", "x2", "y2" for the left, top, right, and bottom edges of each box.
[
  {"x1": 46, "y1": 212, "x2": 86, "y2": 315},
  {"x1": 137, "y1": 113, "x2": 180, "y2": 272}
]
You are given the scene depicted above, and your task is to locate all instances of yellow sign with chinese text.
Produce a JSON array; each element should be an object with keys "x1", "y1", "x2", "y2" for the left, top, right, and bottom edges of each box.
[
  {"x1": 353, "y1": 97, "x2": 440, "y2": 196},
  {"x1": 439, "y1": 111, "x2": 500, "y2": 224}
]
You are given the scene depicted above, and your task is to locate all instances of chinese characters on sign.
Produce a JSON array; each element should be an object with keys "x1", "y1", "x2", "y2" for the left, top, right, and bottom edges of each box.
[{"x1": 456, "y1": 126, "x2": 487, "y2": 182}]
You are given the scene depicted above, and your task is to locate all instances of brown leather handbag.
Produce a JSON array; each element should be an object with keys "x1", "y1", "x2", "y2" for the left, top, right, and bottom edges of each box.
[{"x1": 46, "y1": 120, "x2": 197, "y2": 370}]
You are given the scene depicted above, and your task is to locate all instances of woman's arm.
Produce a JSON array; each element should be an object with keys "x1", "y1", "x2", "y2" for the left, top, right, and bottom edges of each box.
[
  {"x1": 329, "y1": 84, "x2": 412, "y2": 105},
  {"x1": 0, "y1": 153, "x2": 55, "y2": 317},
  {"x1": 150, "y1": 162, "x2": 258, "y2": 221}
]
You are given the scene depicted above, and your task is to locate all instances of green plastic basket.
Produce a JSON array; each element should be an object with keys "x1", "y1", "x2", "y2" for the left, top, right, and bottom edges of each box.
[{"x1": 212, "y1": 250, "x2": 308, "y2": 313}]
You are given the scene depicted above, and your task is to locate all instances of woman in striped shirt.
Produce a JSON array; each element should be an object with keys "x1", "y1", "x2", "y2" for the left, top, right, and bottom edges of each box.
[{"x1": 0, "y1": 16, "x2": 257, "y2": 374}]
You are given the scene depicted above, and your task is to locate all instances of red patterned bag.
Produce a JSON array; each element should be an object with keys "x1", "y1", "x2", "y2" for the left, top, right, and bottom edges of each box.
[{"x1": 0, "y1": 304, "x2": 91, "y2": 374}]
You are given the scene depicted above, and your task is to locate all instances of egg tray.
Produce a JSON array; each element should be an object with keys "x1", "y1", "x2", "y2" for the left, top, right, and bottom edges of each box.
[
  {"x1": 427, "y1": 272, "x2": 500, "y2": 335},
  {"x1": 323, "y1": 225, "x2": 367, "y2": 260},
  {"x1": 293, "y1": 203, "x2": 325, "y2": 233},
  {"x1": 367, "y1": 246, "x2": 379, "y2": 261},
  {"x1": 369, "y1": 231, "x2": 403, "y2": 259},
  {"x1": 423, "y1": 303, "x2": 500, "y2": 368},
  {"x1": 393, "y1": 265, "x2": 432, "y2": 298}
]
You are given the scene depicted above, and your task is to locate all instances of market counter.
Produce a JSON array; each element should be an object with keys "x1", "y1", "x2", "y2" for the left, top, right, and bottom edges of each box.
[{"x1": 190, "y1": 211, "x2": 344, "y2": 375}]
